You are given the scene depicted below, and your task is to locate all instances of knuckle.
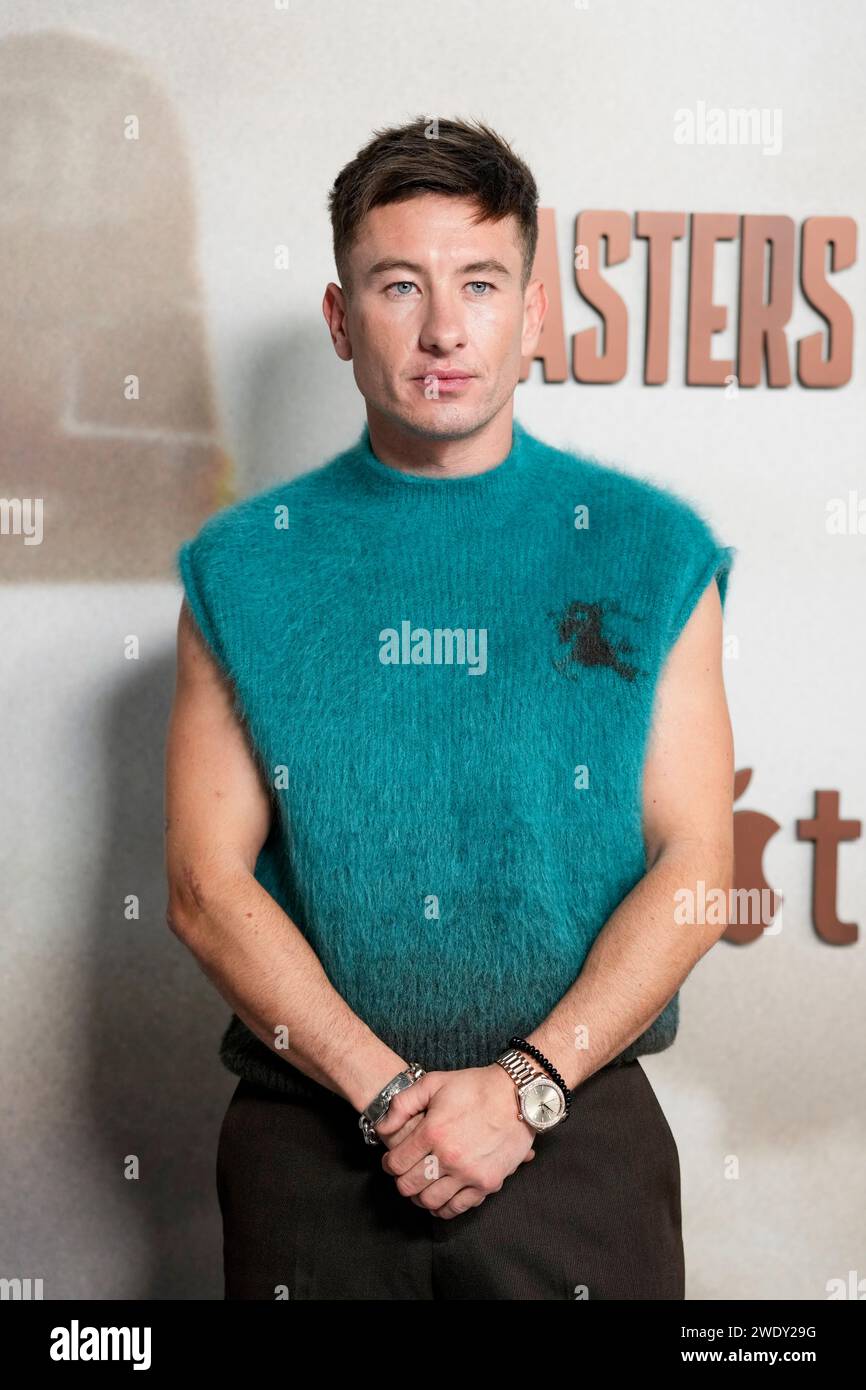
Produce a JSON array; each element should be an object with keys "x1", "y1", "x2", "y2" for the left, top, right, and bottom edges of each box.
[
  {"x1": 437, "y1": 1142, "x2": 462, "y2": 1170},
  {"x1": 480, "y1": 1167, "x2": 503, "y2": 1195},
  {"x1": 470, "y1": 1164, "x2": 494, "y2": 1194},
  {"x1": 460, "y1": 1188, "x2": 485, "y2": 1212}
]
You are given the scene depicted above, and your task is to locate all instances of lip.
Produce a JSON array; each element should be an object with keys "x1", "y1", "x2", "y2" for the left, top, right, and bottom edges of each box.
[
  {"x1": 413, "y1": 371, "x2": 476, "y2": 394},
  {"x1": 416, "y1": 370, "x2": 475, "y2": 380}
]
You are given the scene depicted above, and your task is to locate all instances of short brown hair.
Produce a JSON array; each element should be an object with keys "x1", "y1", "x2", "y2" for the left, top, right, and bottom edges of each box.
[{"x1": 327, "y1": 115, "x2": 539, "y2": 297}]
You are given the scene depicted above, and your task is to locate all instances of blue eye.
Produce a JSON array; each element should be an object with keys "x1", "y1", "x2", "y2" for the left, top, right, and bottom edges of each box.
[{"x1": 385, "y1": 280, "x2": 495, "y2": 296}]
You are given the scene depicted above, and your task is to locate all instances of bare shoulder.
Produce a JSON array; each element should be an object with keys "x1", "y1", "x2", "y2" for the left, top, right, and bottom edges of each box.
[{"x1": 175, "y1": 596, "x2": 233, "y2": 694}]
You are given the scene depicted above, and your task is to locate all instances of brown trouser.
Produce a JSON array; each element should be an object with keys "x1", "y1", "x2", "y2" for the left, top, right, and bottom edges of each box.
[{"x1": 216, "y1": 1057, "x2": 685, "y2": 1300}]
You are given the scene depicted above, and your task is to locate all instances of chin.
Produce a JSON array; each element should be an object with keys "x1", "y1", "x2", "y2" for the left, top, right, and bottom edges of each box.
[{"x1": 393, "y1": 400, "x2": 485, "y2": 441}]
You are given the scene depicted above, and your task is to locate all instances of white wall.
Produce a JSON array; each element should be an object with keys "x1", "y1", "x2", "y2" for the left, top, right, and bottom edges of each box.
[{"x1": 1, "y1": 0, "x2": 864, "y2": 1299}]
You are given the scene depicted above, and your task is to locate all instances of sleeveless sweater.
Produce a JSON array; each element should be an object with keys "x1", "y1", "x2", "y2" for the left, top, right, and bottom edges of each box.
[{"x1": 175, "y1": 418, "x2": 736, "y2": 1097}]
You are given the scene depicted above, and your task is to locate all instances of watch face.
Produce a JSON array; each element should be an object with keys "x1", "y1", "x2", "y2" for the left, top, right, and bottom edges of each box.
[{"x1": 520, "y1": 1078, "x2": 565, "y2": 1130}]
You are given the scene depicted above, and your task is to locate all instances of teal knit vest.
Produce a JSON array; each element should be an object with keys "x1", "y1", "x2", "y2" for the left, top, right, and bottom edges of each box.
[{"x1": 176, "y1": 419, "x2": 736, "y2": 1096}]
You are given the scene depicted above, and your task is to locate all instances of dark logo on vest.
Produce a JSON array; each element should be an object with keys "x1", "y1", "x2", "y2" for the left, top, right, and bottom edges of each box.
[{"x1": 548, "y1": 599, "x2": 646, "y2": 682}]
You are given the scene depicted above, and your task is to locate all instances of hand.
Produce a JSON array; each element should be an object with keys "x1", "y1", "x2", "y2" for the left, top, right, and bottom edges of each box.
[{"x1": 373, "y1": 1065, "x2": 536, "y2": 1219}]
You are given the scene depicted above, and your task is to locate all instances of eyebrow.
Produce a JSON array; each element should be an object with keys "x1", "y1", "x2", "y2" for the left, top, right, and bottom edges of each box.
[{"x1": 364, "y1": 257, "x2": 513, "y2": 282}]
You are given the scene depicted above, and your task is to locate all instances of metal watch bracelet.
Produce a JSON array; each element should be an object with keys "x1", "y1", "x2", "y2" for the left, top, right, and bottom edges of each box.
[
  {"x1": 506, "y1": 1035, "x2": 574, "y2": 1110},
  {"x1": 495, "y1": 1044, "x2": 571, "y2": 1132}
]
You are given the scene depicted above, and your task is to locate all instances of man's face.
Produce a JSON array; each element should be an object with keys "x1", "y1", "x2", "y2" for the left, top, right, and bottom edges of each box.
[{"x1": 325, "y1": 193, "x2": 545, "y2": 440}]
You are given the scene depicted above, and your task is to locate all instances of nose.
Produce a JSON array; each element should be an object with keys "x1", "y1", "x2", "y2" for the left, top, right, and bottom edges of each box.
[{"x1": 418, "y1": 289, "x2": 467, "y2": 356}]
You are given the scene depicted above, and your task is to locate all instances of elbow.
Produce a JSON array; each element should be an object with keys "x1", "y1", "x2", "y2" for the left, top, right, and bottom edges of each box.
[
  {"x1": 165, "y1": 858, "x2": 212, "y2": 940},
  {"x1": 165, "y1": 895, "x2": 189, "y2": 938},
  {"x1": 662, "y1": 837, "x2": 734, "y2": 944},
  {"x1": 719, "y1": 841, "x2": 735, "y2": 908},
  {"x1": 166, "y1": 891, "x2": 194, "y2": 940}
]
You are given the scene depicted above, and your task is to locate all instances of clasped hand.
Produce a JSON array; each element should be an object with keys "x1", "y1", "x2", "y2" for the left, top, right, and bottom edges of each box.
[{"x1": 373, "y1": 1065, "x2": 536, "y2": 1220}]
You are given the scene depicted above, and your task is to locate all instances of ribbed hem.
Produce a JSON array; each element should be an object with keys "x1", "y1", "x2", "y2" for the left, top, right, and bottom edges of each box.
[{"x1": 217, "y1": 1005, "x2": 678, "y2": 1102}]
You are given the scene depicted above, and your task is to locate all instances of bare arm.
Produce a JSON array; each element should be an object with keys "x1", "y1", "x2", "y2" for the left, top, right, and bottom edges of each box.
[
  {"x1": 527, "y1": 576, "x2": 735, "y2": 1089},
  {"x1": 163, "y1": 598, "x2": 409, "y2": 1111}
]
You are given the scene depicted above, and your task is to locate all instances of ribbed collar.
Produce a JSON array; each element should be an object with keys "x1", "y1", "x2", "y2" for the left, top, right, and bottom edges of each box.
[{"x1": 344, "y1": 417, "x2": 533, "y2": 526}]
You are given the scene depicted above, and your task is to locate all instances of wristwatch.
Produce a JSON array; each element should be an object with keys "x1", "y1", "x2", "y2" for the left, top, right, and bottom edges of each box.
[
  {"x1": 358, "y1": 1061, "x2": 426, "y2": 1146},
  {"x1": 495, "y1": 1047, "x2": 568, "y2": 1132}
]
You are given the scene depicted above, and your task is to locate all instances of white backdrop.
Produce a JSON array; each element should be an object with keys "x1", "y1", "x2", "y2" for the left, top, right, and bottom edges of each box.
[{"x1": 1, "y1": 0, "x2": 864, "y2": 1300}]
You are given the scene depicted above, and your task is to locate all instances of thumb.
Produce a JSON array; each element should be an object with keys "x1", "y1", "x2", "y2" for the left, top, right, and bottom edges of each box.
[
  {"x1": 522, "y1": 1148, "x2": 536, "y2": 1163},
  {"x1": 380, "y1": 1110, "x2": 426, "y2": 1150},
  {"x1": 373, "y1": 1070, "x2": 435, "y2": 1139}
]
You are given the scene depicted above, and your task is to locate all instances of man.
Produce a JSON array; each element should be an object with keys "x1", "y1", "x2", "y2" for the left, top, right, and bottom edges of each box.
[{"x1": 164, "y1": 116, "x2": 736, "y2": 1300}]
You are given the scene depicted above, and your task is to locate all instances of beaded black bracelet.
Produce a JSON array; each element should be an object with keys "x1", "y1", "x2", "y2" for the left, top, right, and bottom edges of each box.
[{"x1": 507, "y1": 1035, "x2": 574, "y2": 1112}]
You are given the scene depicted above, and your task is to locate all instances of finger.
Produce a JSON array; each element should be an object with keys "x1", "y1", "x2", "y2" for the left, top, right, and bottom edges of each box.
[
  {"x1": 392, "y1": 1148, "x2": 449, "y2": 1196},
  {"x1": 382, "y1": 1111, "x2": 426, "y2": 1149},
  {"x1": 434, "y1": 1186, "x2": 487, "y2": 1221},
  {"x1": 408, "y1": 1174, "x2": 463, "y2": 1211},
  {"x1": 373, "y1": 1071, "x2": 433, "y2": 1139}
]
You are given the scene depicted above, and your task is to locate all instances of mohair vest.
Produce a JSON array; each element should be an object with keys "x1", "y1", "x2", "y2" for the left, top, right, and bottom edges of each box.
[{"x1": 176, "y1": 418, "x2": 736, "y2": 1096}]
